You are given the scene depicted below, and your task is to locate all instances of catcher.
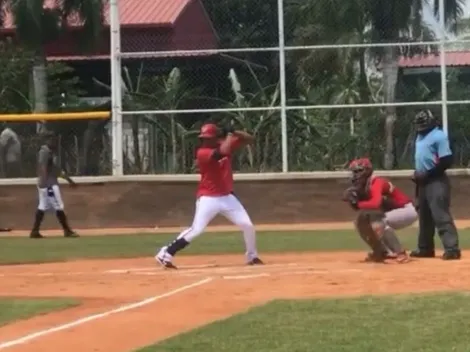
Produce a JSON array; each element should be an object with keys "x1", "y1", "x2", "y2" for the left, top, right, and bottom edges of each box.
[{"x1": 343, "y1": 158, "x2": 418, "y2": 263}]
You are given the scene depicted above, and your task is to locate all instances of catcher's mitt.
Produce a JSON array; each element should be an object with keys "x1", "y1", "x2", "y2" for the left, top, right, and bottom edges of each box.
[
  {"x1": 381, "y1": 196, "x2": 395, "y2": 212},
  {"x1": 342, "y1": 186, "x2": 367, "y2": 210}
]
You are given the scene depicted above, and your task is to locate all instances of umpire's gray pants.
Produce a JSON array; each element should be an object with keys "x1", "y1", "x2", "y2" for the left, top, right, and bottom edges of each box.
[{"x1": 417, "y1": 175, "x2": 459, "y2": 251}]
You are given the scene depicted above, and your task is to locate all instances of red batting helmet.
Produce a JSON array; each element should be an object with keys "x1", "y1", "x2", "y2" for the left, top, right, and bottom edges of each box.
[{"x1": 199, "y1": 123, "x2": 218, "y2": 138}]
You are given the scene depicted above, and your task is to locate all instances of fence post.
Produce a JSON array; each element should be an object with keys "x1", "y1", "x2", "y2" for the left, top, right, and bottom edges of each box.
[
  {"x1": 110, "y1": 0, "x2": 123, "y2": 176},
  {"x1": 439, "y1": 0, "x2": 448, "y2": 135},
  {"x1": 277, "y1": 0, "x2": 288, "y2": 172}
]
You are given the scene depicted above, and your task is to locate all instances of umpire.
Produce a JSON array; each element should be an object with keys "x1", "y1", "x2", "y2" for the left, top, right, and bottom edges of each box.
[{"x1": 410, "y1": 110, "x2": 460, "y2": 260}]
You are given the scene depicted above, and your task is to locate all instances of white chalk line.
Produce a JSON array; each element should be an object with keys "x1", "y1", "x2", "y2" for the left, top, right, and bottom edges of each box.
[
  {"x1": 0, "y1": 277, "x2": 213, "y2": 350},
  {"x1": 222, "y1": 273, "x2": 271, "y2": 280},
  {"x1": 0, "y1": 263, "x2": 367, "y2": 280},
  {"x1": 0, "y1": 262, "x2": 302, "y2": 278},
  {"x1": 220, "y1": 268, "x2": 364, "y2": 280},
  {"x1": 105, "y1": 262, "x2": 300, "y2": 274}
]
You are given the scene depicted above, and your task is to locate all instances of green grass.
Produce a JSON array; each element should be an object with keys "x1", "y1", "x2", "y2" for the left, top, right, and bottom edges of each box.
[
  {"x1": 0, "y1": 298, "x2": 80, "y2": 327},
  {"x1": 137, "y1": 292, "x2": 470, "y2": 352},
  {"x1": 1, "y1": 229, "x2": 470, "y2": 265}
]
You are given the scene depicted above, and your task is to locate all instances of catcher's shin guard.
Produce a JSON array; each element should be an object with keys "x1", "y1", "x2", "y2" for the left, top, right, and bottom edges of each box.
[
  {"x1": 355, "y1": 210, "x2": 389, "y2": 261},
  {"x1": 381, "y1": 227, "x2": 404, "y2": 254}
]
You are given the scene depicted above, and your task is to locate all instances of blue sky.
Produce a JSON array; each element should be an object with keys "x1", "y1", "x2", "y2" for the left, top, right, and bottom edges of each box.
[{"x1": 465, "y1": 1, "x2": 470, "y2": 17}]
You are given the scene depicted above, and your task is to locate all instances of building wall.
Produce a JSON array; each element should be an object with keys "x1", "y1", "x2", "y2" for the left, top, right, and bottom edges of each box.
[
  {"x1": 2, "y1": 176, "x2": 470, "y2": 230},
  {"x1": 173, "y1": 0, "x2": 218, "y2": 50}
]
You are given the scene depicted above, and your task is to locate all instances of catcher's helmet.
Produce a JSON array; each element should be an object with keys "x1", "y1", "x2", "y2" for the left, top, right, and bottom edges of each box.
[
  {"x1": 349, "y1": 158, "x2": 373, "y2": 183},
  {"x1": 199, "y1": 123, "x2": 218, "y2": 139},
  {"x1": 414, "y1": 110, "x2": 435, "y2": 132}
]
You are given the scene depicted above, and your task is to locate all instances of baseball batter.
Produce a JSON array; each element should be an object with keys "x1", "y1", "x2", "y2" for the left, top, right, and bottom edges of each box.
[
  {"x1": 29, "y1": 131, "x2": 79, "y2": 239},
  {"x1": 156, "y1": 123, "x2": 262, "y2": 269},
  {"x1": 343, "y1": 158, "x2": 417, "y2": 263}
]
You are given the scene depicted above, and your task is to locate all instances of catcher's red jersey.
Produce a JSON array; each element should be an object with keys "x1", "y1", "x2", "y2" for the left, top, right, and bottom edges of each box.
[
  {"x1": 196, "y1": 138, "x2": 242, "y2": 197},
  {"x1": 357, "y1": 176, "x2": 411, "y2": 210}
]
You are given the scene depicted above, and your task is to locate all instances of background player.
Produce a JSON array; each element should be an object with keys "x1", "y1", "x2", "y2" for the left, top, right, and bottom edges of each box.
[
  {"x1": 155, "y1": 123, "x2": 262, "y2": 269},
  {"x1": 30, "y1": 131, "x2": 79, "y2": 239},
  {"x1": 343, "y1": 158, "x2": 417, "y2": 263}
]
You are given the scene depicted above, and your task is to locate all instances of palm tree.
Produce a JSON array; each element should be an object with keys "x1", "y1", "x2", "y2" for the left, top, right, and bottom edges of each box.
[
  {"x1": 366, "y1": 0, "x2": 464, "y2": 169},
  {"x1": 95, "y1": 65, "x2": 202, "y2": 174},
  {"x1": 0, "y1": 0, "x2": 104, "y2": 125},
  {"x1": 286, "y1": 0, "x2": 372, "y2": 104},
  {"x1": 215, "y1": 68, "x2": 321, "y2": 172},
  {"x1": 287, "y1": 0, "x2": 464, "y2": 169}
]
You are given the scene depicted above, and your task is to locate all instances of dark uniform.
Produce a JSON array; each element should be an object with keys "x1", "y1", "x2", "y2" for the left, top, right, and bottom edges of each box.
[
  {"x1": 30, "y1": 132, "x2": 79, "y2": 238},
  {"x1": 410, "y1": 110, "x2": 460, "y2": 260}
]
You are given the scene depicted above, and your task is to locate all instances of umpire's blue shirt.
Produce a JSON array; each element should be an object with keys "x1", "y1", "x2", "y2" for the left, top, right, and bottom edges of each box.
[{"x1": 415, "y1": 127, "x2": 452, "y2": 172}]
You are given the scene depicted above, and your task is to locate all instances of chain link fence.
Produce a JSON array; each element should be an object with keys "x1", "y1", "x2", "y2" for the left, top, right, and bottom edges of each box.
[
  {"x1": 2, "y1": 0, "x2": 470, "y2": 176},
  {"x1": 115, "y1": 0, "x2": 470, "y2": 174}
]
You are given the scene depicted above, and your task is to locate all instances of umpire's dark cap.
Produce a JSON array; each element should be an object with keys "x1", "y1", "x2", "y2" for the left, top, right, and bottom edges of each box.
[{"x1": 414, "y1": 110, "x2": 435, "y2": 131}]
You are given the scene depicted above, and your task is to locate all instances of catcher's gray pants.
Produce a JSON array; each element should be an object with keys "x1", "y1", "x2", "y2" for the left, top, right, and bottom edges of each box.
[
  {"x1": 417, "y1": 175, "x2": 459, "y2": 251},
  {"x1": 385, "y1": 203, "x2": 417, "y2": 230}
]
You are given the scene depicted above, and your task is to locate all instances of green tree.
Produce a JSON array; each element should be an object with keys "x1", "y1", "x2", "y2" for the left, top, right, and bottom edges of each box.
[
  {"x1": 366, "y1": 0, "x2": 464, "y2": 169},
  {"x1": 0, "y1": 38, "x2": 31, "y2": 114},
  {"x1": 202, "y1": 0, "x2": 279, "y2": 48},
  {"x1": 95, "y1": 66, "x2": 202, "y2": 174},
  {"x1": 0, "y1": 0, "x2": 104, "y2": 124},
  {"x1": 287, "y1": 0, "x2": 464, "y2": 169}
]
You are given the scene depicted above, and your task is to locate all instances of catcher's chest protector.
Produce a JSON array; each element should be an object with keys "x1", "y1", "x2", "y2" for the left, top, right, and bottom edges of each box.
[{"x1": 355, "y1": 176, "x2": 373, "y2": 200}]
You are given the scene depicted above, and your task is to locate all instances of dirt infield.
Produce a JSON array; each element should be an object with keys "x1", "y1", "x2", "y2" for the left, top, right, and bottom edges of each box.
[{"x1": 2, "y1": 249, "x2": 470, "y2": 351}]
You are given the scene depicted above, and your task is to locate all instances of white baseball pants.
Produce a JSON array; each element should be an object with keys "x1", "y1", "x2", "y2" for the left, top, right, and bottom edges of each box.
[
  {"x1": 177, "y1": 194, "x2": 258, "y2": 260},
  {"x1": 37, "y1": 185, "x2": 64, "y2": 211}
]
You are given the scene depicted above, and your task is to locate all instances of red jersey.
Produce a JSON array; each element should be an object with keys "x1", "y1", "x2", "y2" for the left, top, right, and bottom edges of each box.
[
  {"x1": 357, "y1": 176, "x2": 411, "y2": 210},
  {"x1": 196, "y1": 138, "x2": 242, "y2": 197}
]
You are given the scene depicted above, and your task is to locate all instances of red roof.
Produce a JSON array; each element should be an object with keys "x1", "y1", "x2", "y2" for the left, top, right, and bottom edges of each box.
[
  {"x1": 0, "y1": 0, "x2": 219, "y2": 58},
  {"x1": 399, "y1": 51, "x2": 470, "y2": 68},
  {"x1": 105, "y1": 0, "x2": 191, "y2": 27},
  {"x1": 1, "y1": 0, "x2": 194, "y2": 30}
]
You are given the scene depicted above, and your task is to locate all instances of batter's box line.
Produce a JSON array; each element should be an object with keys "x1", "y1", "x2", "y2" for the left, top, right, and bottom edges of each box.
[
  {"x1": 174, "y1": 266, "x2": 365, "y2": 278},
  {"x1": 103, "y1": 263, "x2": 363, "y2": 278},
  {"x1": 122, "y1": 263, "x2": 316, "y2": 276},
  {"x1": 103, "y1": 262, "x2": 301, "y2": 275},
  {"x1": 0, "y1": 263, "x2": 298, "y2": 278},
  {"x1": 220, "y1": 268, "x2": 365, "y2": 280}
]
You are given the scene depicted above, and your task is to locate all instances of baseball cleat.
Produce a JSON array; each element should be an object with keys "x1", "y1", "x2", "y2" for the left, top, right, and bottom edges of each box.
[
  {"x1": 155, "y1": 255, "x2": 177, "y2": 269},
  {"x1": 395, "y1": 251, "x2": 411, "y2": 264},
  {"x1": 247, "y1": 257, "x2": 264, "y2": 265},
  {"x1": 155, "y1": 247, "x2": 177, "y2": 269},
  {"x1": 410, "y1": 249, "x2": 435, "y2": 258},
  {"x1": 363, "y1": 252, "x2": 386, "y2": 263},
  {"x1": 64, "y1": 230, "x2": 79, "y2": 238},
  {"x1": 442, "y1": 250, "x2": 461, "y2": 260},
  {"x1": 29, "y1": 231, "x2": 44, "y2": 239}
]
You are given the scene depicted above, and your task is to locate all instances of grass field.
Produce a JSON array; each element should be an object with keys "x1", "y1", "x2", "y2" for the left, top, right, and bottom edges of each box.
[
  {"x1": 1, "y1": 229, "x2": 470, "y2": 264},
  {"x1": 0, "y1": 298, "x2": 80, "y2": 327},
  {"x1": 137, "y1": 293, "x2": 470, "y2": 352},
  {"x1": 2, "y1": 229, "x2": 469, "y2": 351}
]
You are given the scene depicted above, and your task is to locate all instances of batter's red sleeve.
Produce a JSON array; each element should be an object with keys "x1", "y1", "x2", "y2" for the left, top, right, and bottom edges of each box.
[{"x1": 196, "y1": 148, "x2": 215, "y2": 165}]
